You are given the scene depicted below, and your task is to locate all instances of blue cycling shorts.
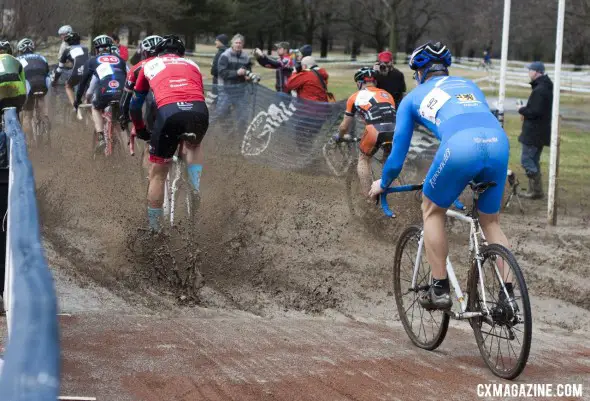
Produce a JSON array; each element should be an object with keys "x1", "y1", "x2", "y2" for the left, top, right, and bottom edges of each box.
[{"x1": 423, "y1": 128, "x2": 509, "y2": 214}]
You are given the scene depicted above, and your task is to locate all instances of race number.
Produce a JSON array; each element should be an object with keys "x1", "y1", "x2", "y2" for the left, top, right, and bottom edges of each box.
[
  {"x1": 419, "y1": 88, "x2": 451, "y2": 124},
  {"x1": 70, "y1": 47, "x2": 84, "y2": 59},
  {"x1": 96, "y1": 62, "x2": 114, "y2": 79},
  {"x1": 144, "y1": 58, "x2": 166, "y2": 79}
]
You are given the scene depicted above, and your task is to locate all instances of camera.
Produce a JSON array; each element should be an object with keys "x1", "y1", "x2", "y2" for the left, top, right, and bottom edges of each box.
[
  {"x1": 378, "y1": 62, "x2": 388, "y2": 73},
  {"x1": 245, "y1": 70, "x2": 261, "y2": 83}
]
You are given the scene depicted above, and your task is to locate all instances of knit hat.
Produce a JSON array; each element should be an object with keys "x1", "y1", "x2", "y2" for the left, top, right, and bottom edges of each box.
[
  {"x1": 215, "y1": 34, "x2": 229, "y2": 46},
  {"x1": 274, "y1": 41, "x2": 290, "y2": 50},
  {"x1": 300, "y1": 44, "x2": 312, "y2": 57}
]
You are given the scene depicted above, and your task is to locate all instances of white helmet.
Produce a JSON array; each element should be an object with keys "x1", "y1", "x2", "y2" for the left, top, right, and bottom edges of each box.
[
  {"x1": 58, "y1": 25, "x2": 73, "y2": 36},
  {"x1": 141, "y1": 35, "x2": 164, "y2": 57},
  {"x1": 17, "y1": 38, "x2": 35, "y2": 53}
]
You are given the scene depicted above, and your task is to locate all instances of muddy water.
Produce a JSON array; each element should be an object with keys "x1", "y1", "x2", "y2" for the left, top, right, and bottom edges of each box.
[{"x1": 30, "y1": 106, "x2": 590, "y2": 330}]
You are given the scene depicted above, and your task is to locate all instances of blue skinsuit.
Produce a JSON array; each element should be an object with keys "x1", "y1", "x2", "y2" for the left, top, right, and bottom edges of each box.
[{"x1": 381, "y1": 76, "x2": 510, "y2": 214}]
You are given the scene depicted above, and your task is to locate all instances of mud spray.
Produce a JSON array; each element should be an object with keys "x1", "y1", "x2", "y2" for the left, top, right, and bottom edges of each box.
[{"x1": 31, "y1": 104, "x2": 590, "y2": 325}]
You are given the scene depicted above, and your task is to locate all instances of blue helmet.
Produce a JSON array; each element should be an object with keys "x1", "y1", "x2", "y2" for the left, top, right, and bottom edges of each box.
[{"x1": 409, "y1": 41, "x2": 452, "y2": 71}]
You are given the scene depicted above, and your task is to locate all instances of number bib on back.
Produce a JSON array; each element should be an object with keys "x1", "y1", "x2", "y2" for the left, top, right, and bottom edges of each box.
[{"x1": 419, "y1": 87, "x2": 451, "y2": 124}]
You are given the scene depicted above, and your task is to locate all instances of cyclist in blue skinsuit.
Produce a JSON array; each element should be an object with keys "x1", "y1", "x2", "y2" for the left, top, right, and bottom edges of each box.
[{"x1": 369, "y1": 42, "x2": 511, "y2": 310}]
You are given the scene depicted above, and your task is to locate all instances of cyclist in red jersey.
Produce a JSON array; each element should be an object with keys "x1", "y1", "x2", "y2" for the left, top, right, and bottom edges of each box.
[
  {"x1": 130, "y1": 35, "x2": 209, "y2": 232},
  {"x1": 119, "y1": 35, "x2": 163, "y2": 129}
]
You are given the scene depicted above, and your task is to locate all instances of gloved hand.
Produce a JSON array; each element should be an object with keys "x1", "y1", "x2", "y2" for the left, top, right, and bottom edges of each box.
[
  {"x1": 136, "y1": 126, "x2": 151, "y2": 141},
  {"x1": 331, "y1": 134, "x2": 342, "y2": 143},
  {"x1": 368, "y1": 179, "x2": 385, "y2": 198}
]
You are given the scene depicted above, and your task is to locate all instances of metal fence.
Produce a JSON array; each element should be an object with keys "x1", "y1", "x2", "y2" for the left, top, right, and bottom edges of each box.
[{"x1": 0, "y1": 107, "x2": 60, "y2": 400}]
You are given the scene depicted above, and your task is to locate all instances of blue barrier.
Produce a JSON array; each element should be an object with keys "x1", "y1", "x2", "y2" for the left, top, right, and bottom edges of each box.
[{"x1": 0, "y1": 108, "x2": 60, "y2": 400}]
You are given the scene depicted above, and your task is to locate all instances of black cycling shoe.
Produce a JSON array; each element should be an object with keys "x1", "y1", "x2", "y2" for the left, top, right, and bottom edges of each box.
[
  {"x1": 95, "y1": 132, "x2": 106, "y2": 154},
  {"x1": 419, "y1": 286, "x2": 453, "y2": 311}
]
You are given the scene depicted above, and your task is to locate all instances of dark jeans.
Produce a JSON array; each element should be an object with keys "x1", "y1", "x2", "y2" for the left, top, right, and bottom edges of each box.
[
  {"x1": 521, "y1": 143, "x2": 543, "y2": 177},
  {"x1": 211, "y1": 86, "x2": 249, "y2": 134}
]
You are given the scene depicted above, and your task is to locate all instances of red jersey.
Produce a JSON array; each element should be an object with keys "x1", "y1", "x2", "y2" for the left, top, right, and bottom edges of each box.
[
  {"x1": 134, "y1": 54, "x2": 205, "y2": 108},
  {"x1": 125, "y1": 56, "x2": 154, "y2": 91}
]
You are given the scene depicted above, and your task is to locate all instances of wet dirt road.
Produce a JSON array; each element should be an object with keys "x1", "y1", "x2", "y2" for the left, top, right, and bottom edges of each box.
[{"x1": 58, "y1": 310, "x2": 589, "y2": 401}]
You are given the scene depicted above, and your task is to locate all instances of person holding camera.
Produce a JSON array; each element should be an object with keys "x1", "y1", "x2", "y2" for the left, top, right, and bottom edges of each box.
[
  {"x1": 211, "y1": 33, "x2": 255, "y2": 134},
  {"x1": 253, "y1": 41, "x2": 294, "y2": 92},
  {"x1": 373, "y1": 50, "x2": 406, "y2": 107}
]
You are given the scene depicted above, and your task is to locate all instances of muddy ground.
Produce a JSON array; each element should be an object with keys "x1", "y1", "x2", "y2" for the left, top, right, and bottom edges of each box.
[{"x1": 30, "y1": 101, "x2": 590, "y2": 335}]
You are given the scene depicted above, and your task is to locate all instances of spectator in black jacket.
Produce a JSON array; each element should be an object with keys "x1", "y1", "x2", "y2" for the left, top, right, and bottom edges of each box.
[
  {"x1": 211, "y1": 34, "x2": 254, "y2": 134},
  {"x1": 518, "y1": 61, "x2": 553, "y2": 199},
  {"x1": 373, "y1": 50, "x2": 406, "y2": 107},
  {"x1": 211, "y1": 34, "x2": 228, "y2": 91}
]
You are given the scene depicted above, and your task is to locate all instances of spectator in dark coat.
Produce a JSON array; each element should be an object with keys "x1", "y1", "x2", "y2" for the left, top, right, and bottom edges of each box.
[
  {"x1": 211, "y1": 34, "x2": 228, "y2": 87},
  {"x1": 253, "y1": 41, "x2": 294, "y2": 92},
  {"x1": 518, "y1": 61, "x2": 553, "y2": 199},
  {"x1": 373, "y1": 50, "x2": 406, "y2": 107},
  {"x1": 211, "y1": 34, "x2": 254, "y2": 134}
]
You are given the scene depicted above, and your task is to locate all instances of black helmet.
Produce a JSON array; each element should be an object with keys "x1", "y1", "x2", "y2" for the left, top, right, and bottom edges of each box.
[
  {"x1": 154, "y1": 35, "x2": 185, "y2": 56},
  {"x1": 354, "y1": 67, "x2": 377, "y2": 83},
  {"x1": 64, "y1": 32, "x2": 81, "y2": 46},
  {"x1": 0, "y1": 40, "x2": 12, "y2": 55}
]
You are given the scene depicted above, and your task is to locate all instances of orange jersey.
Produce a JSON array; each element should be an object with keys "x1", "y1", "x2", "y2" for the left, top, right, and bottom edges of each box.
[{"x1": 345, "y1": 86, "x2": 396, "y2": 125}]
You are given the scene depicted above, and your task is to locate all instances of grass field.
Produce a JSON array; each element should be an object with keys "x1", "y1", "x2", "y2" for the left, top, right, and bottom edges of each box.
[{"x1": 503, "y1": 115, "x2": 589, "y2": 209}]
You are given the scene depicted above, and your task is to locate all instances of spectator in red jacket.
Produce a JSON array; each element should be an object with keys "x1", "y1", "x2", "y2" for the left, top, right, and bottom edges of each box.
[
  {"x1": 112, "y1": 33, "x2": 129, "y2": 62},
  {"x1": 284, "y1": 56, "x2": 329, "y2": 102}
]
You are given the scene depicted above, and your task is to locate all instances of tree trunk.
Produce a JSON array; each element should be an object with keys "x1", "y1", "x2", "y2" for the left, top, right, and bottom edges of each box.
[
  {"x1": 267, "y1": 31, "x2": 273, "y2": 54},
  {"x1": 388, "y1": 10, "x2": 396, "y2": 53},
  {"x1": 351, "y1": 39, "x2": 360, "y2": 61},
  {"x1": 320, "y1": 24, "x2": 329, "y2": 58}
]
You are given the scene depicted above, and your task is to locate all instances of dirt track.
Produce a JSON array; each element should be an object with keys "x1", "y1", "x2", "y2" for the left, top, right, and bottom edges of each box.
[{"x1": 7, "y1": 102, "x2": 590, "y2": 399}]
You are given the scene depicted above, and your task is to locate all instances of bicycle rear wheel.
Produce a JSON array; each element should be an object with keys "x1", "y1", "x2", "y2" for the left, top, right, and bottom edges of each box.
[
  {"x1": 167, "y1": 159, "x2": 199, "y2": 238},
  {"x1": 393, "y1": 225, "x2": 449, "y2": 350},
  {"x1": 323, "y1": 139, "x2": 356, "y2": 177},
  {"x1": 468, "y1": 243, "x2": 532, "y2": 379}
]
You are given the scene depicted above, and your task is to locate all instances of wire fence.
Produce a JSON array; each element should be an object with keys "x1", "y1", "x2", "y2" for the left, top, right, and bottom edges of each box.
[{"x1": 204, "y1": 83, "x2": 439, "y2": 174}]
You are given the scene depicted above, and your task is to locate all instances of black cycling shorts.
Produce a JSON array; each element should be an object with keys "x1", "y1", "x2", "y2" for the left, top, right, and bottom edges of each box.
[
  {"x1": 92, "y1": 92, "x2": 121, "y2": 111},
  {"x1": 149, "y1": 101, "x2": 209, "y2": 164},
  {"x1": 0, "y1": 95, "x2": 26, "y2": 114},
  {"x1": 23, "y1": 78, "x2": 48, "y2": 111}
]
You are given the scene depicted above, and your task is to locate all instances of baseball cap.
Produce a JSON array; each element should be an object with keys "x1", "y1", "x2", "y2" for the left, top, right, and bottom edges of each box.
[
  {"x1": 274, "y1": 41, "x2": 289, "y2": 50},
  {"x1": 527, "y1": 61, "x2": 545, "y2": 73},
  {"x1": 378, "y1": 50, "x2": 393, "y2": 63}
]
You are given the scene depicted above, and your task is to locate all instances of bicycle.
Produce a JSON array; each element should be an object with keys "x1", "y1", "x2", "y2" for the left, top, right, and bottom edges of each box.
[
  {"x1": 29, "y1": 92, "x2": 50, "y2": 147},
  {"x1": 79, "y1": 101, "x2": 127, "y2": 158},
  {"x1": 130, "y1": 132, "x2": 201, "y2": 235},
  {"x1": 381, "y1": 181, "x2": 532, "y2": 379}
]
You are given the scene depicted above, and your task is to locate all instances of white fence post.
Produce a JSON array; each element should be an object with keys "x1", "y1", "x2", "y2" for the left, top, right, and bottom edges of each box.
[
  {"x1": 497, "y1": 0, "x2": 511, "y2": 127},
  {"x1": 548, "y1": 0, "x2": 566, "y2": 226}
]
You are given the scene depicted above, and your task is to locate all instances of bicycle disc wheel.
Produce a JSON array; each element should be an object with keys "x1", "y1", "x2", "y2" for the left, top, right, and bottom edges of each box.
[
  {"x1": 393, "y1": 225, "x2": 449, "y2": 350},
  {"x1": 468, "y1": 243, "x2": 532, "y2": 379}
]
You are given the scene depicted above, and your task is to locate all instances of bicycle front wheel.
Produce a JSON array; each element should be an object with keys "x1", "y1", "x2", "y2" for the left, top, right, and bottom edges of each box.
[
  {"x1": 393, "y1": 225, "x2": 449, "y2": 350},
  {"x1": 468, "y1": 243, "x2": 532, "y2": 380}
]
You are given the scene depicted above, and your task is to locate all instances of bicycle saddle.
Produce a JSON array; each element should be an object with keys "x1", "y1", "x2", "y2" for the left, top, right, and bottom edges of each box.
[{"x1": 469, "y1": 181, "x2": 496, "y2": 193}]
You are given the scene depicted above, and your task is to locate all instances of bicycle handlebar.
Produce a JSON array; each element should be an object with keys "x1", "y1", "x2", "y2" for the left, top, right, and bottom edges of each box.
[{"x1": 379, "y1": 184, "x2": 465, "y2": 218}]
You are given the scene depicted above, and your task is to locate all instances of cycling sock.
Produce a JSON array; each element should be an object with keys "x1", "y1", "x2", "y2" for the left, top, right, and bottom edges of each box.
[
  {"x1": 187, "y1": 164, "x2": 203, "y2": 193},
  {"x1": 432, "y1": 278, "x2": 450, "y2": 296},
  {"x1": 147, "y1": 207, "x2": 163, "y2": 231}
]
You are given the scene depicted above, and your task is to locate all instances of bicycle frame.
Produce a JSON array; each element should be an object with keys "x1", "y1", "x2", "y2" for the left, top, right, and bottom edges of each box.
[{"x1": 382, "y1": 185, "x2": 514, "y2": 320}]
